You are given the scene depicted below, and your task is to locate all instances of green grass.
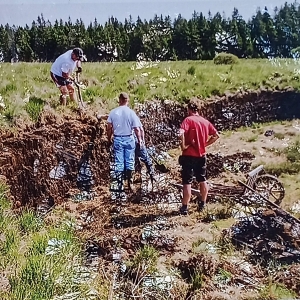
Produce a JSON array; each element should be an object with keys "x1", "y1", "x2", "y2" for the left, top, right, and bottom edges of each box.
[
  {"x1": 25, "y1": 96, "x2": 45, "y2": 122},
  {"x1": 245, "y1": 134, "x2": 259, "y2": 142},
  {"x1": 264, "y1": 139, "x2": 300, "y2": 176},
  {"x1": 127, "y1": 245, "x2": 159, "y2": 275},
  {"x1": 191, "y1": 271, "x2": 204, "y2": 290},
  {"x1": 18, "y1": 209, "x2": 43, "y2": 233},
  {"x1": 274, "y1": 132, "x2": 285, "y2": 140},
  {"x1": 0, "y1": 182, "x2": 104, "y2": 300},
  {"x1": 264, "y1": 161, "x2": 300, "y2": 176},
  {"x1": 0, "y1": 59, "x2": 300, "y2": 125},
  {"x1": 259, "y1": 282, "x2": 297, "y2": 300}
]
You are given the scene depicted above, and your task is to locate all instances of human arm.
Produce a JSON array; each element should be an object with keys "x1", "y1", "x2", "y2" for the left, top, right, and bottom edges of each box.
[
  {"x1": 132, "y1": 112, "x2": 144, "y2": 146},
  {"x1": 179, "y1": 119, "x2": 191, "y2": 151},
  {"x1": 76, "y1": 60, "x2": 82, "y2": 74},
  {"x1": 134, "y1": 127, "x2": 143, "y2": 146},
  {"x1": 206, "y1": 133, "x2": 219, "y2": 147},
  {"x1": 107, "y1": 122, "x2": 113, "y2": 144},
  {"x1": 139, "y1": 126, "x2": 146, "y2": 147},
  {"x1": 206, "y1": 124, "x2": 219, "y2": 147},
  {"x1": 178, "y1": 128, "x2": 190, "y2": 151}
]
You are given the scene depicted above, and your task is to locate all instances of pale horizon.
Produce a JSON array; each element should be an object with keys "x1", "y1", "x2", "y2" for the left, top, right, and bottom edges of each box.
[{"x1": 0, "y1": 0, "x2": 296, "y2": 27}]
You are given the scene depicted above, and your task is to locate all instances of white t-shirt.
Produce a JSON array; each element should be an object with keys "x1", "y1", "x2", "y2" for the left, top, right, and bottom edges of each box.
[
  {"x1": 50, "y1": 50, "x2": 77, "y2": 77},
  {"x1": 108, "y1": 106, "x2": 142, "y2": 136}
]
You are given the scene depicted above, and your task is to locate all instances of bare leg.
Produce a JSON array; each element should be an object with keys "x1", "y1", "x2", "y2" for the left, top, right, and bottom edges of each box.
[
  {"x1": 67, "y1": 85, "x2": 77, "y2": 102},
  {"x1": 59, "y1": 86, "x2": 68, "y2": 105},
  {"x1": 199, "y1": 181, "x2": 209, "y2": 203},
  {"x1": 182, "y1": 184, "x2": 192, "y2": 206}
]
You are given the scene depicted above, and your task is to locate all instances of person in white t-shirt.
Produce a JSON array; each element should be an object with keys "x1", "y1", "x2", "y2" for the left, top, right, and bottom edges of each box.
[
  {"x1": 107, "y1": 92, "x2": 143, "y2": 191},
  {"x1": 50, "y1": 48, "x2": 86, "y2": 106}
]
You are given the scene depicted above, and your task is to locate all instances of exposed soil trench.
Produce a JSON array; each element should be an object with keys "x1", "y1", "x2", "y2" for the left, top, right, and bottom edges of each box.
[
  {"x1": 1, "y1": 89, "x2": 300, "y2": 299},
  {"x1": 0, "y1": 89, "x2": 299, "y2": 206}
]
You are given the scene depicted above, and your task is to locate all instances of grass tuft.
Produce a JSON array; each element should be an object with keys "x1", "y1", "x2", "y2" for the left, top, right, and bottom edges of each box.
[
  {"x1": 191, "y1": 271, "x2": 204, "y2": 290},
  {"x1": 25, "y1": 96, "x2": 45, "y2": 122},
  {"x1": 213, "y1": 53, "x2": 239, "y2": 65},
  {"x1": 187, "y1": 66, "x2": 196, "y2": 76},
  {"x1": 128, "y1": 245, "x2": 159, "y2": 275},
  {"x1": 18, "y1": 209, "x2": 43, "y2": 233}
]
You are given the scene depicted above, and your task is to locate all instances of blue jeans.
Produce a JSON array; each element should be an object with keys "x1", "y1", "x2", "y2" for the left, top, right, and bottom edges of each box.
[
  {"x1": 113, "y1": 136, "x2": 135, "y2": 172},
  {"x1": 135, "y1": 143, "x2": 153, "y2": 174}
]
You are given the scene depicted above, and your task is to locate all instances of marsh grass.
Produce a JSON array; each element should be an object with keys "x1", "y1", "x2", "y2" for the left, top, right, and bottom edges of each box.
[
  {"x1": 259, "y1": 282, "x2": 297, "y2": 300},
  {"x1": 0, "y1": 59, "x2": 300, "y2": 126},
  {"x1": 18, "y1": 209, "x2": 43, "y2": 233},
  {"x1": 191, "y1": 271, "x2": 204, "y2": 290},
  {"x1": 25, "y1": 96, "x2": 45, "y2": 122},
  {"x1": 0, "y1": 183, "x2": 102, "y2": 300},
  {"x1": 128, "y1": 245, "x2": 159, "y2": 275},
  {"x1": 273, "y1": 132, "x2": 285, "y2": 140},
  {"x1": 264, "y1": 139, "x2": 300, "y2": 176},
  {"x1": 245, "y1": 134, "x2": 259, "y2": 142}
]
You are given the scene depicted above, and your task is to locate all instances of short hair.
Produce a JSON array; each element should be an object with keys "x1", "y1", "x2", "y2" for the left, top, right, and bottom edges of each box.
[
  {"x1": 72, "y1": 47, "x2": 86, "y2": 61},
  {"x1": 187, "y1": 99, "x2": 200, "y2": 112},
  {"x1": 119, "y1": 92, "x2": 129, "y2": 100}
]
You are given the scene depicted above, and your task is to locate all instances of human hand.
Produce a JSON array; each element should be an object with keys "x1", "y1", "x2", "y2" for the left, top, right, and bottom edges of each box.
[
  {"x1": 67, "y1": 76, "x2": 74, "y2": 83},
  {"x1": 139, "y1": 140, "x2": 146, "y2": 149},
  {"x1": 107, "y1": 140, "x2": 113, "y2": 148},
  {"x1": 181, "y1": 144, "x2": 190, "y2": 151}
]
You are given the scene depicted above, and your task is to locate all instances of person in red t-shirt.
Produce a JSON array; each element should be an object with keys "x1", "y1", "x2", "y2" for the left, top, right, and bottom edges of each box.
[{"x1": 178, "y1": 99, "x2": 219, "y2": 215}]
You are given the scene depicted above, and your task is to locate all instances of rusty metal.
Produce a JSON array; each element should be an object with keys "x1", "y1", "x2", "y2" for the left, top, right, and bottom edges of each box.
[{"x1": 238, "y1": 180, "x2": 299, "y2": 224}]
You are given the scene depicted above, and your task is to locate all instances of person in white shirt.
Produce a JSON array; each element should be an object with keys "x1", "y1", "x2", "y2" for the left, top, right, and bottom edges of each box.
[
  {"x1": 50, "y1": 48, "x2": 86, "y2": 106},
  {"x1": 107, "y1": 92, "x2": 143, "y2": 190}
]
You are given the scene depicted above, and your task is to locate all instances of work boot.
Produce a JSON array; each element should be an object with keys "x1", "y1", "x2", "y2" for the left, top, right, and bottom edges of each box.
[
  {"x1": 147, "y1": 166, "x2": 156, "y2": 183},
  {"x1": 198, "y1": 201, "x2": 206, "y2": 212},
  {"x1": 125, "y1": 170, "x2": 134, "y2": 191},
  {"x1": 179, "y1": 205, "x2": 188, "y2": 215}
]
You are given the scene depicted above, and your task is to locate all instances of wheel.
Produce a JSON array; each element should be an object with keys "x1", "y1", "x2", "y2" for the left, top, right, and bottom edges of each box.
[{"x1": 253, "y1": 175, "x2": 285, "y2": 205}]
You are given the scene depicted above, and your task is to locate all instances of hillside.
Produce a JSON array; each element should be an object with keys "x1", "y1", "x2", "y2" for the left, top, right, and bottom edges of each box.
[{"x1": 0, "y1": 59, "x2": 300, "y2": 127}]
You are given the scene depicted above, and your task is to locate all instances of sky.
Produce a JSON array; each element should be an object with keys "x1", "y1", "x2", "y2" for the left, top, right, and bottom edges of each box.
[{"x1": 0, "y1": 0, "x2": 296, "y2": 27}]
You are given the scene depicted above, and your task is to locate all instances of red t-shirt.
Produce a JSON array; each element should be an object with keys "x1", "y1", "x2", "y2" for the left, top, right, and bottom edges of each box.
[{"x1": 180, "y1": 115, "x2": 217, "y2": 157}]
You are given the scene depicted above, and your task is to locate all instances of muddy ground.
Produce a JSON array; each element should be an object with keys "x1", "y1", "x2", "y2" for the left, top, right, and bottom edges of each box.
[{"x1": 1, "y1": 93, "x2": 300, "y2": 299}]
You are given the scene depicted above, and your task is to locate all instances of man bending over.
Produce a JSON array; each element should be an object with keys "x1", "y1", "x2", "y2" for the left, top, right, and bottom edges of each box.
[{"x1": 50, "y1": 47, "x2": 86, "y2": 106}]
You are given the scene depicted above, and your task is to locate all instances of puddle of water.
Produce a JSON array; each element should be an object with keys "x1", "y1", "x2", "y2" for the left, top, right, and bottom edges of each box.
[
  {"x1": 140, "y1": 217, "x2": 175, "y2": 249},
  {"x1": 111, "y1": 248, "x2": 125, "y2": 262},
  {"x1": 206, "y1": 243, "x2": 218, "y2": 254},
  {"x1": 77, "y1": 161, "x2": 94, "y2": 192},
  {"x1": 53, "y1": 289, "x2": 98, "y2": 300},
  {"x1": 229, "y1": 257, "x2": 253, "y2": 274},
  {"x1": 143, "y1": 274, "x2": 174, "y2": 290},
  {"x1": 45, "y1": 238, "x2": 69, "y2": 256},
  {"x1": 53, "y1": 290, "x2": 99, "y2": 300},
  {"x1": 49, "y1": 161, "x2": 67, "y2": 179},
  {"x1": 72, "y1": 191, "x2": 95, "y2": 203}
]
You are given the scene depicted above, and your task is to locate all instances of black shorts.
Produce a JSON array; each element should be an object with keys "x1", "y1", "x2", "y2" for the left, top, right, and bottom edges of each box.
[
  {"x1": 179, "y1": 155, "x2": 207, "y2": 184},
  {"x1": 50, "y1": 72, "x2": 72, "y2": 87}
]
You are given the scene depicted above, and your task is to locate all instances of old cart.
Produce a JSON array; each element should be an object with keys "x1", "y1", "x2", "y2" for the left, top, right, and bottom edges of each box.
[{"x1": 172, "y1": 164, "x2": 285, "y2": 206}]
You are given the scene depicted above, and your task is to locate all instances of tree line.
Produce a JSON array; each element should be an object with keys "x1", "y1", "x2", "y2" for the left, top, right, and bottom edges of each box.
[{"x1": 0, "y1": 1, "x2": 300, "y2": 62}]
